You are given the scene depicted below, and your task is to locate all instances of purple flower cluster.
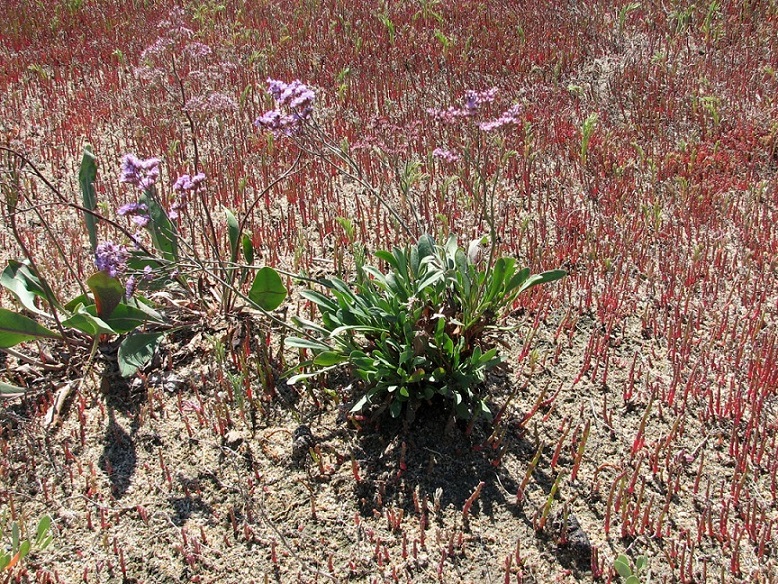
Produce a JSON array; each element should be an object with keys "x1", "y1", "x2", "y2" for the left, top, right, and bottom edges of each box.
[
  {"x1": 427, "y1": 87, "x2": 498, "y2": 123},
  {"x1": 254, "y1": 78, "x2": 315, "y2": 137},
  {"x1": 117, "y1": 202, "x2": 151, "y2": 228},
  {"x1": 432, "y1": 148, "x2": 460, "y2": 163},
  {"x1": 170, "y1": 172, "x2": 206, "y2": 218},
  {"x1": 120, "y1": 154, "x2": 161, "y2": 191},
  {"x1": 124, "y1": 266, "x2": 154, "y2": 300},
  {"x1": 478, "y1": 104, "x2": 522, "y2": 132},
  {"x1": 95, "y1": 242, "x2": 129, "y2": 278}
]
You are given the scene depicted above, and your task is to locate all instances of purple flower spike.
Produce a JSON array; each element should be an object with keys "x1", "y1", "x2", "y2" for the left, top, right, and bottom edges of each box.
[
  {"x1": 120, "y1": 154, "x2": 161, "y2": 191},
  {"x1": 95, "y1": 242, "x2": 129, "y2": 278}
]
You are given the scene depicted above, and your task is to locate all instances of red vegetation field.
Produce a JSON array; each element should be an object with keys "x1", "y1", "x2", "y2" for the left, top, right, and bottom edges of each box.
[{"x1": 2, "y1": 1, "x2": 778, "y2": 582}]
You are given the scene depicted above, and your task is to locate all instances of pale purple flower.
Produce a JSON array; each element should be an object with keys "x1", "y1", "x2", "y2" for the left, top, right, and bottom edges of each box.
[
  {"x1": 131, "y1": 214, "x2": 151, "y2": 228},
  {"x1": 143, "y1": 265, "x2": 154, "y2": 280},
  {"x1": 170, "y1": 172, "x2": 206, "y2": 218},
  {"x1": 183, "y1": 92, "x2": 237, "y2": 112},
  {"x1": 478, "y1": 104, "x2": 522, "y2": 132},
  {"x1": 184, "y1": 42, "x2": 212, "y2": 58},
  {"x1": 125, "y1": 275, "x2": 138, "y2": 300},
  {"x1": 464, "y1": 88, "x2": 498, "y2": 111},
  {"x1": 117, "y1": 202, "x2": 148, "y2": 216},
  {"x1": 173, "y1": 173, "x2": 206, "y2": 193},
  {"x1": 428, "y1": 88, "x2": 500, "y2": 124},
  {"x1": 118, "y1": 201, "x2": 151, "y2": 228},
  {"x1": 255, "y1": 79, "x2": 315, "y2": 137},
  {"x1": 95, "y1": 242, "x2": 129, "y2": 278},
  {"x1": 432, "y1": 148, "x2": 460, "y2": 163},
  {"x1": 120, "y1": 154, "x2": 161, "y2": 191}
]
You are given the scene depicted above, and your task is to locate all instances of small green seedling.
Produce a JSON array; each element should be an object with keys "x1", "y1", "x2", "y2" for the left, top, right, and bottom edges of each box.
[
  {"x1": 614, "y1": 553, "x2": 650, "y2": 584},
  {"x1": 0, "y1": 515, "x2": 54, "y2": 573}
]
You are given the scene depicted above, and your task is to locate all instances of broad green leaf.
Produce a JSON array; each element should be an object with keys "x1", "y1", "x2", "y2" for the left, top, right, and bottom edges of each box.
[
  {"x1": 300, "y1": 289, "x2": 339, "y2": 312},
  {"x1": 140, "y1": 187, "x2": 178, "y2": 263},
  {"x1": 62, "y1": 304, "x2": 116, "y2": 337},
  {"x1": 635, "y1": 556, "x2": 648, "y2": 572},
  {"x1": 389, "y1": 399, "x2": 403, "y2": 418},
  {"x1": 614, "y1": 555, "x2": 632, "y2": 578},
  {"x1": 79, "y1": 144, "x2": 98, "y2": 253},
  {"x1": 0, "y1": 308, "x2": 61, "y2": 348},
  {"x1": 625, "y1": 576, "x2": 640, "y2": 584},
  {"x1": 64, "y1": 293, "x2": 92, "y2": 312},
  {"x1": 117, "y1": 332, "x2": 163, "y2": 377},
  {"x1": 286, "y1": 336, "x2": 331, "y2": 351},
  {"x1": 0, "y1": 381, "x2": 26, "y2": 398},
  {"x1": 35, "y1": 516, "x2": 51, "y2": 545},
  {"x1": 1, "y1": 261, "x2": 61, "y2": 315},
  {"x1": 101, "y1": 303, "x2": 156, "y2": 334},
  {"x1": 241, "y1": 233, "x2": 254, "y2": 265},
  {"x1": 506, "y1": 266, "x2": 531, "y2": 292},
  {"x1": 517, "y1": 269, "x2": 567, "y2": 294},
  {"x1": 225, "y1": 207, "x2": 240, "y2": 264},
  {"x1": 313, "y1": 351, "x2": 347, "y2": 366},
  {"x1": 86, "y1": 271, "x2": 123, "y2": 318},
  {"x1": 286, "y1": 364, "x2": 340, "y2": 384},
  {"x1": 248, "y1": 267, "x2": 287, "y2": 311},
  {"x1": 417, "y1": 233, "x2": 436, "y2": 260},
  {"x1": 18, "y1": 540, "x2": 30, "y2": 560}
]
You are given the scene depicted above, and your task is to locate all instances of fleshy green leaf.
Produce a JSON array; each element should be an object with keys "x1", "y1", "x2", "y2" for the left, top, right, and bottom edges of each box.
[
  {"x1": 313, "y1": 351, "x2": 347, "y2": 366},
  {"x1": 241, "y1": 233, "x2": 254, "y2": 265},
  {"x1": 0, "y1": 381, "x2": 26, "y2": 398},
  {"x1": 61, "y1": 304, "x2": 116, "y2": 336},
  {"x1": 225, "y1": 207, "x2": 240, "y2": 264},
  {"x1": 79, "y1": 144, "x2": 99, "y2": 253},
  {"x1": 0, "y1": 308, "x2": 61, "y2": 348},
  {"x1": 117, "y1": 332, "x2": 163, "y2": 377},
  {"x1": 35, "y1": 516, "x2": 51, "y2": 546},
  {"x1": 248, "y1": 267, "x2": 287, "y2": 311},
  {"x1": 614, "y1": 555, "x2": 632, "y2": 578},
  {"x1": 86, "y1": 271, "x2": 124, "y2": 318},
  {"x1": 0, "y1": 261, "x2": 61, "y2": 315},
  {"x1": 140, "y1": 187, "x2": 178, "y2": 263}
]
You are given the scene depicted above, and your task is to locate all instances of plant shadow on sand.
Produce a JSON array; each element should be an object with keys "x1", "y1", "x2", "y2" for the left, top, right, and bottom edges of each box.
[{"x1": 97, "y1": 343, "x2": 141, "y2": 500}]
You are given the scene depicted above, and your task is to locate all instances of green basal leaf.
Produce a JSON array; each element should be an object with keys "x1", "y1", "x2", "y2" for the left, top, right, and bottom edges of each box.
[
  {"x1": 140, "y1": 187, "x2": 179, "y2": 263},
  {"x1": 1, "y1": 261, "x2": 62, "y2": 315},
  {"x1": 35, "y1": 516, "x2": 51, "y2": 546},
  {"x1": 313, "y1": 351, "x2": 347, "y2": 366},
  {"x1": 518, "y1": 269, "x2": 567, "y2": 294},
  {"x1": 225, "y1": 207, "x2": 240, "y2": 264},
  {"x1": 86, "y1": 271, "x2": 123, "y2": 318},
  {"x1": 117, "y1": 331, "x2": 163, "y2": 377},
  {"x1": 18, "y1": 540, "x2": 30, "y2": 561},
  {"x1": 1, "y1": 262, "x2": 48, "y2": 316},
  {"x1": 286, "y1": 336, "x2": 331, "y2": 352},
  {"x1": 79, "y1": 144, "x2": 99, "y2": 253},
  {"x1": 62, "y1": 304, "x2": 116, "y2": 337},
  {"x1": 0, "y1": 381, "x2": 26, "y2": 398},
  {"x1": 300, "y1": 289, "x2": 339, "y2": 312},
  {"x1": 614, "y1": 555, "x2": 632, "y2": 578},
  {"x1": 100, "y1": 303, "x2": 156, "y2": 334},
  {"x1": 286, "y1": 364, "x2": 340, "y2": 385},
  {"x1": 248, "y1": 267, "x2": 287, "y2": 311},
  {"x1": 417, "y1": 233, "x2": 436, "y2": 260},
  {"x1": 241, "y1": 233, "x2": 254, "y2": 265},
  {"x1": 0, "y1": 308, "x2": 61, "y2": 348},
  {"x1": 64, "y1": 293, "x2": 92, "y2": 312}
]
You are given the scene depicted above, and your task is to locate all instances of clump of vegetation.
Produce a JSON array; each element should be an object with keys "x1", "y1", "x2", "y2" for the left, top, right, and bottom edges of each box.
[{"x1": 289, "y1": 233, "x2": 565, "y2": 420}]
